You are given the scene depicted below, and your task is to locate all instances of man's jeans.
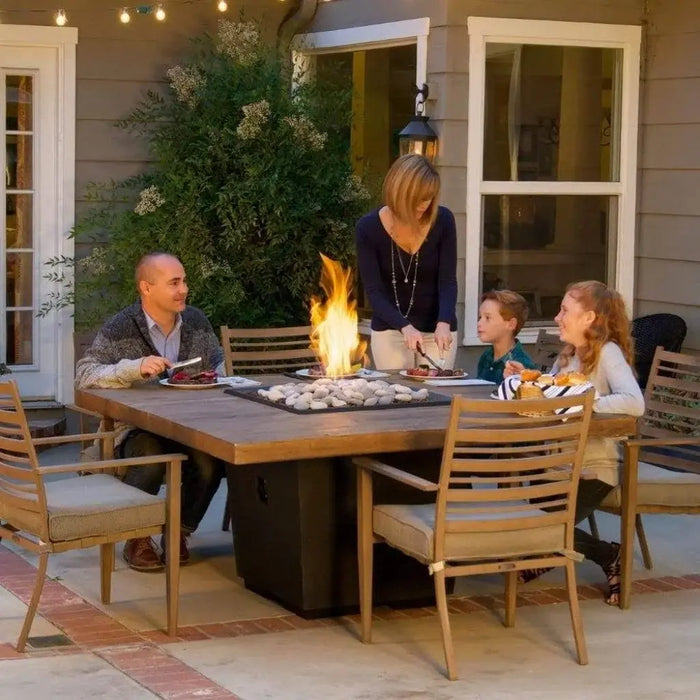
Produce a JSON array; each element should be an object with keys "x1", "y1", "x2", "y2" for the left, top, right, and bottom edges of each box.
[{"x1": 119, "y1": 429, "x2": 224, "y2": 533}]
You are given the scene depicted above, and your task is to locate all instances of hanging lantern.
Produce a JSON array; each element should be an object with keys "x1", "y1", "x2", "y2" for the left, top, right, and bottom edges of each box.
[{"x1": 398, "y1": 84, "x2": 438, "y2": 163}]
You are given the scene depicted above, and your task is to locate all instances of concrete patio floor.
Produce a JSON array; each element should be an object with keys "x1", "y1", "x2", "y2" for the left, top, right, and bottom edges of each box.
[{"x1": 0, "y1": 443, "x2": 698, "y2": 699}]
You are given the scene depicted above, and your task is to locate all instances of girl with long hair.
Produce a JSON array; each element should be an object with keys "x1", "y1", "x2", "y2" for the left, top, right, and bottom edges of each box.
[{"x1": 506, "y1": 281, "x2": 645, "y2": 604}]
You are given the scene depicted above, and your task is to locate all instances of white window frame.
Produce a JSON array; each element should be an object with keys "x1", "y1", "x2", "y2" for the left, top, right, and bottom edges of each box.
[
  {"x1": 465, "y1": 17, "x2": 641, "y2": 345},
  {"x1": 291, "y1": 18, "x2": 430, "y2": 107},
  {"x1": 0, "y1": 25, "x2": 77, "y2": 402},
  {"x1": 291, "y1": 19, "x2": 430, "y2": 335}
]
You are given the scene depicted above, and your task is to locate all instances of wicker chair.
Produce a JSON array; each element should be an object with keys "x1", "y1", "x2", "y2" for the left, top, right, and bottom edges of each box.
[
  {"x1": 631, "y1": 314, "x2": 687, "y2": 390},
  {"x1": 531, "y1": 329, "x2": 564, "y2": 372},
  {"x1": 0, "y1": 379, "x2": 186, "y2": 651}
]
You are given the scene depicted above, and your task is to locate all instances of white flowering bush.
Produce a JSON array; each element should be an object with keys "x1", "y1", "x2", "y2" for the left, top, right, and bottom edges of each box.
[
  {"x1": 134, "y1": 185, "x2": 165, "y2": 215},
  {"x1": 236, "y1": 99, "x2": 271, "y2": 140},
  {"x1": 43, "y1": 19, "x2": 369, "y2": 329},
  {"x1": 166, "y1": 65, "x2": 203, "y2": 108}
]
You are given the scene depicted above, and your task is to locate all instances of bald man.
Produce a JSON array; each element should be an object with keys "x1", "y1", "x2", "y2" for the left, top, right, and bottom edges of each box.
[{"x1": 76, "y1": 252, "x2": 225, "y2": 571}]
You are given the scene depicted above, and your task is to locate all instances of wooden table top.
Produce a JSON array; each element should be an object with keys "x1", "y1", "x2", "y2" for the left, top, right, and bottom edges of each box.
[{"x1": 75, "y1": 375, "x2": 638, "y2": 466}]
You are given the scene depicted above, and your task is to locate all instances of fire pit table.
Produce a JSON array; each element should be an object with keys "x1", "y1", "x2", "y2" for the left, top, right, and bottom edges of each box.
[{"x1": 76, "y1": 376, "x2": 638, "y2": 618}]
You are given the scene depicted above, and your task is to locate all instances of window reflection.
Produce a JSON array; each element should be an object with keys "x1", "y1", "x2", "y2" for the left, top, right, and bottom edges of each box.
[
  {"x1": 484, "y1": 45, "x2": 621, "y2": 182},
  {"x1": 482, "y1": 195, "x2": 615, "y2": 323},
  {"x1": 6, "y1": 75, "x2": 33, "y2": 132},
  {"x1": 5, "y1": 311, "x2": 33, "y2": 365},
  {"x1": 6, "y1": 194, "x2": 33, "y2": 248}
]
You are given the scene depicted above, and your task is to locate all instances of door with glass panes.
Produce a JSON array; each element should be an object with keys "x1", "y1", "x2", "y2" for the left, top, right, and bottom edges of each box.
[{"x1": 1, "y1": 42, "x2": 73, "y2": 400}]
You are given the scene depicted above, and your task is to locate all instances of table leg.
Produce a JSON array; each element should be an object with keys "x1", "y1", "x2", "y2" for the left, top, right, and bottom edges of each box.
[{"x1": 620, "y1": 443, "x2": 639, "y2": 609}]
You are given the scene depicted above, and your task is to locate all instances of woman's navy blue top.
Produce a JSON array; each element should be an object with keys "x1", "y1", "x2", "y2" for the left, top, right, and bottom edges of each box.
[{"x1": 355, "y1": 206, "x2": 458, "y2": 333}]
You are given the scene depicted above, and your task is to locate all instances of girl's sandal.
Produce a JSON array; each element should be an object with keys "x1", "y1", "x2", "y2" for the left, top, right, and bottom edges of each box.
[
  {"x1": 518, "y1": 567, "x2": 553, "y2": 584},
  {"x1": 603, "y1": 542, "x2": 621, "y2": 606}
]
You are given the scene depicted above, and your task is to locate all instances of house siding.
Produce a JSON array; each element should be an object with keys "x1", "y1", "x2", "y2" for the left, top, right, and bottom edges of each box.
[
  {"x1": 311, "y1": 0, "x2": 645, "y2": 367},
  {"x1": 638, "y1": 0, "x2": 700, "y2": 349}
]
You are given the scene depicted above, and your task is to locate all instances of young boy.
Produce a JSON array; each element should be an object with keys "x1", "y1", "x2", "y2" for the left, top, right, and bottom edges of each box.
[{"x1": 476, "y1": 290, "x2": 537, "y2": 383}]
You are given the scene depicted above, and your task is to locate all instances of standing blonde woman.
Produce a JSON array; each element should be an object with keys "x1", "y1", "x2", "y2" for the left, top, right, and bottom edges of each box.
[{"x1": 355, "y1": 154, "x2": 458, "y2": 371}]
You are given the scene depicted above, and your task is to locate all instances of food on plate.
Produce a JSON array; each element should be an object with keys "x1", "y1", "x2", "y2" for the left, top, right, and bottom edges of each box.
[
  {"x1": 406, "y1": 366, "x2": 465, "y2": 378},
  {"x1": 169, "y1": 369, "x2": 218, "y2": 385},
  {"x1": 538, "y1": 374, "x2": 555, "y2": 386},
  {"x1": 554, "y1": 371, "x2": 588, "y2": 386},
  {"x1": 516, "y1": 383, "x2": 544, "y2": 400},
  {"x1": 520, "y1": 369, "x2": 542, "y2": 382}
]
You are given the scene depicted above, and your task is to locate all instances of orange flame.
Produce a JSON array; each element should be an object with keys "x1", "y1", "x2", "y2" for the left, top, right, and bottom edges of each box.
[{"x1": 310, "y1": 254, "x2": 367, "y2": 378}]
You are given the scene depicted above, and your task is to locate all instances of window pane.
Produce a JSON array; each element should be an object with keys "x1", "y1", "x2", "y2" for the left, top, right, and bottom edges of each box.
[
  {"x1": 484, "y1": 44, "x2": 621, "y2": 182},
  {"x1": 6, "y1": 75, "x2": 33, "y2": 131},
  {"x1": 6, "y1": 134, "x2": 33, "y2": 189},
  {"x1": 5, "y1": 311, "x2": 33, "y2": 365},
  {"x1": 482, "y1": 195, "x2": 617, "y2": 323},
  {"x1": 6, "y1": 252, "x2": 33, "y2": 306},
  {"x1": 6, "y1": 194, "x2": 33, "y2": 248}
]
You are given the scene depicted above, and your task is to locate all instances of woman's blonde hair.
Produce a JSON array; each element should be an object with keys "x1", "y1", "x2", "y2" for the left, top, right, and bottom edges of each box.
[
  {"x1": 382, "y1": 154, "x2": 440, "y2": 230},
  {"x1": 558, "y1": 280, "x2": 635, "y2": 375}
]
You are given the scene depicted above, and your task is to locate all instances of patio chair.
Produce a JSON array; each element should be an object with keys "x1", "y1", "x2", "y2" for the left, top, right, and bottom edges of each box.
[
  {"x1": 593, "y1": 348, "x2": 700, "y2": 609},
  {"x1": 219, "y1": 325, "x2": 317, "y2": 530},
  {"x1": 531, "y1": 328, "x2": 563, "y2": 372},
  {"x1": 353, "y1": 390, "x2": 595, "y2": 680},
  {"x1": 631, "y1": 313, "x2": 687, "y2": 390},
  {"x1": 0, "y1": 379, "x2": 186, "y2": 651},
  {"x1": 220, "y1": 325, "x2": 317, "y2": 376}
]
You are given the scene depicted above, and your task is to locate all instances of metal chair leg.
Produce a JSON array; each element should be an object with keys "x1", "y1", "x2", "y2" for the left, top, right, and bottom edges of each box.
[
  {"x1": 588, "y1": 513, "x2": 600, "y2": 539},
  {"x1": 635, "y1": 514, "x2": 653, "y2": 570},
  {"x1": 221, "y1": 492, "x2": 232, "y2": 531}
]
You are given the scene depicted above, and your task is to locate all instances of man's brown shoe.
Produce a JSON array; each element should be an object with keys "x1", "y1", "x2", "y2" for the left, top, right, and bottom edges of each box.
[
  {"x1": 123, "y1": 537, "x2": 164, "y2": 571},
  {"x1": 160, "y1": 533, "x2": 190, "y2": 566}
]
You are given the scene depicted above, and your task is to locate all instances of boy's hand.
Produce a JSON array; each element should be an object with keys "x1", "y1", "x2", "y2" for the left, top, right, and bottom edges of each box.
[
  {"x1": 504, "y1": 360, "x2": 525, "y2": 378},
  {"x1": 434, "y1": 322, "x2": 452, "y2": 352},
  {"x1": 401, "y1": 324, "x2": 423, "y2": 352}
]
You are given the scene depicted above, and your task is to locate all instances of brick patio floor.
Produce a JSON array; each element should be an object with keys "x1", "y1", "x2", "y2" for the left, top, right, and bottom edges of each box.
[{"x1": 1, "y1": 543, "x2": 698, "y2": 698}]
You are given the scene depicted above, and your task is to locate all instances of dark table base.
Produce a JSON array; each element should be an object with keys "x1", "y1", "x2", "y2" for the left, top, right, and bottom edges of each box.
[{"x1": 227, "y1": 451, "x2": 451, "y2": 618}]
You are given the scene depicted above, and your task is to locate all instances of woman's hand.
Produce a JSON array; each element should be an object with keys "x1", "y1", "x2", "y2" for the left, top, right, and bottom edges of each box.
[
  {"x1": 434, "y1": 322, "x2": 453, "y2": 353},
  {"x1": 503, "y1": 360, "x2": 525, "y2": 378},
  {"x1": 401, "y1": 324, "x2": 424, "y2": 352}
]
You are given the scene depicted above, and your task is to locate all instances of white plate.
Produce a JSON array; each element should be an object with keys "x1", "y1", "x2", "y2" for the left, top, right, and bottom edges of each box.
[
  {"x1": 399, "y1": 370, "x2": 469, "y2": 382},
  {"x1": 356, "y1": 368, "x2": 390, "y2": 379},
  {"x1": 424, "y1": 378, "x2": 494, "y2": 387},
  {"x1": 159, "y1": 377, "x2": 260, "y2": 389}
]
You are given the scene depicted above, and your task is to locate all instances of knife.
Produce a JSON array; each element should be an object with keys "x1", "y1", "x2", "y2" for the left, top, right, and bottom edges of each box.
[
  {"x1": 169, "y1": 356, "x2": 202, "y2": 372},
  {"x1": 416, "y1": 344, "x2": 443, "y2": 372}
]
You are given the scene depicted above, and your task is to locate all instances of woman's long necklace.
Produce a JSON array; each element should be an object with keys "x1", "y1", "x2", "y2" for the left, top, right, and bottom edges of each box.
[{"x1": 390, "y1": 239, "x2": 419, "y2": 317}]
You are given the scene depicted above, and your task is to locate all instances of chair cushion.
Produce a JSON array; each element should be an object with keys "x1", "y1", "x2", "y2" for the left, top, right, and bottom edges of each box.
[
  {"x1": 373, "y1": 501, "x2": 565, "y2": 564},
  {"x1": 599, "y1": 463, "x2": 700, "y2": 509},
  {"x1": 45, "y1": 474, "x2": 165, "y2": 542}
]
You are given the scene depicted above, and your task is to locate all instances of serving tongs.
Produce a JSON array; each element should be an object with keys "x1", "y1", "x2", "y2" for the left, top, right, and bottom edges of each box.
[{"x1": 416, "y1": 344, "x2": 444, "y2": 372}]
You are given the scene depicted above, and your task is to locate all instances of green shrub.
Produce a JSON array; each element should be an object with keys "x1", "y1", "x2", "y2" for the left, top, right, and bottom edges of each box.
[{"x1": 42, "y1": 19, "x2": 369, "y2": 330}]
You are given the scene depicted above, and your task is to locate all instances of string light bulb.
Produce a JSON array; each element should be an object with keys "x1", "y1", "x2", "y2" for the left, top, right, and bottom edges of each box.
[
  {"x1": 217, "y1": 1, "x2": 228, "y2": 11},
  {"x1": 154, "y1": 5, "x2": 166, "y2": 21},
  {"x1": 55, "y1": 9, "x2": 68, "y2": 26},
  {"x1": 119, "y1": 8, "x2": 131, "y2": 23}
]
